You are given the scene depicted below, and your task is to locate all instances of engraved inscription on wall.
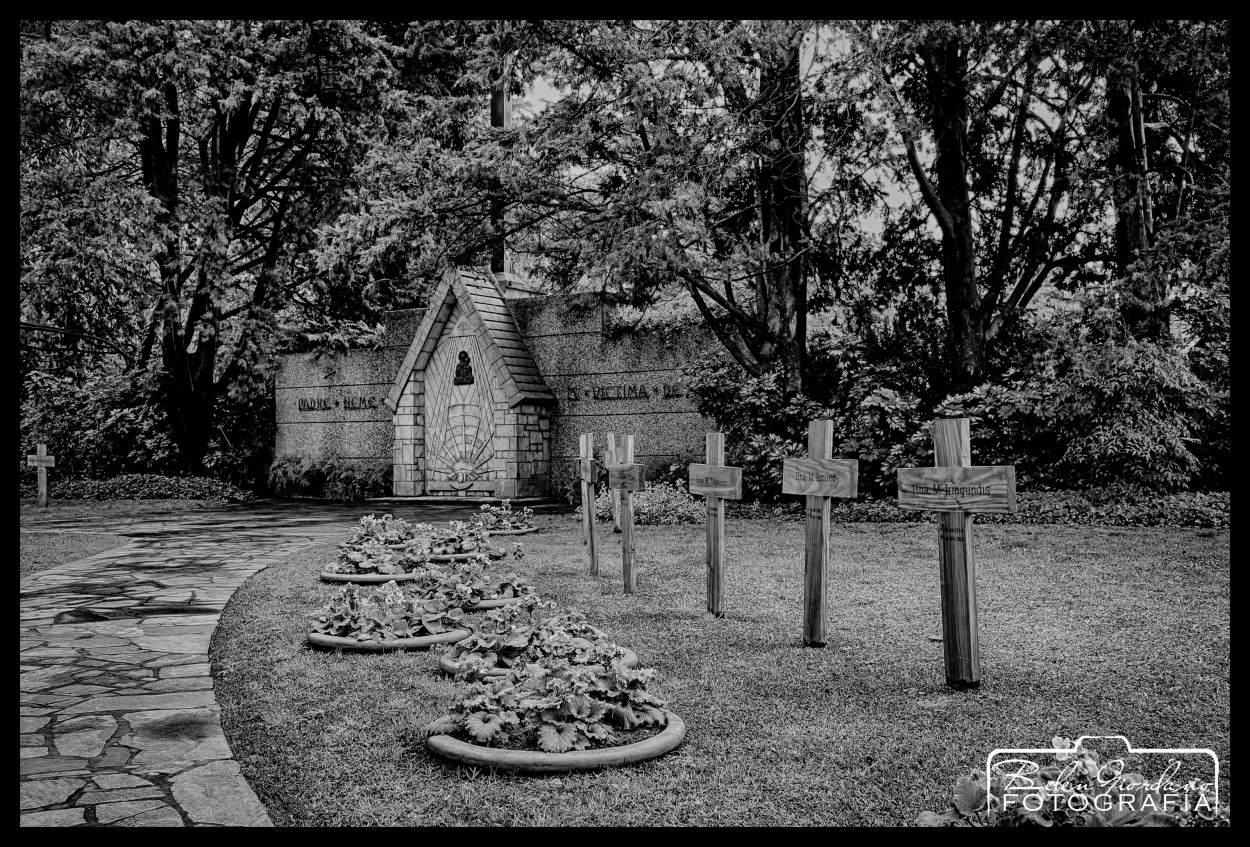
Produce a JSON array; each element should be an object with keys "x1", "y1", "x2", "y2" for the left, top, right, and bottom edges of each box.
[
  {"x1": 296, "y1": 395, "x2": 382, "y2": 412},
  {"x1": 565, "y1": 383, "x2": 685, "y2": 400}
]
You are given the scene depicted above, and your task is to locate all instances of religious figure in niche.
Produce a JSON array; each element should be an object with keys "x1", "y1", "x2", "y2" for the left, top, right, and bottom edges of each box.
[{"x1": 453, "y1": 350, "x2": 475, "y2": 385}]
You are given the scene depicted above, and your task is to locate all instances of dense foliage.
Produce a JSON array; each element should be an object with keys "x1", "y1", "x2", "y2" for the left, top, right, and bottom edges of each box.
[
  {"x1": 268, "y1": 455, "x2": 392, "y2": 502},
  {"x1": 594, "y1": 481, "x2": 706, "y2": 525},
  {"x1": 470, "y1": 500, "x2": 536, "y2": 531},
  {"x1": 309, "y1": 582, "x2": 467, "y2": 642},
  {"x1": 23, "y1": 473, "x2": 255, "y2": 502},
  {"x1": 446, "y1": 604, "x2": 634, "y2": 675},
  {"x1": 425, "y1": 652, "x2": 669, "y2": 753}
]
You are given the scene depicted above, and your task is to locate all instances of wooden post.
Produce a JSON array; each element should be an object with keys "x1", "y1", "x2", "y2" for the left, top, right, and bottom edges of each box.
[
  {"x1": 615, "y1": 435, "x2": 638, "y2": 594},
  {"x1": 780, "y1": 424, "x2": 858, "y2": 648},
  {"x1": 896, "y1": 417, "x2": 1018, "y2": 689},
  {"x1": 689, "y1": 433, "x2": 743, "y2": 618},
  {"x1": 26, "y1": 443, "x2": 56, "y2": 509},
  {"x1": 934, "y1": 419, "x2": 977, "y2": 689},
  {"x1": 607, "y1": 432, "x2": 622, "y2": 533},
  {"x1": 803, "y1": 421, "x2": 833, "y2": 647},
  {"x1": 579, "y1": 433, "x2": 598, "y2": 575}
]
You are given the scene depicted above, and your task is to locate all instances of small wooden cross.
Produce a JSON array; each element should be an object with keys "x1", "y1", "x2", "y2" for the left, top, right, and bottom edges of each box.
[
  {"x1": 578, "y1": 433, "x2": 599, "y2": 575},
  {"x1": 781, "y1": 421, "x2": 859, "y2": 647},
  {"x1": 605, "y1": 437, "x2": 644, "y2": 594},
  {"x1": 689, "y1": 433, "x2": 743, "y2": 618},
  {"x1": 27, "y1": 443, "x2": 56, "y2": 509},
  {"x1": 896, "y1": 418, "x2": 1018, "y2": 689}
]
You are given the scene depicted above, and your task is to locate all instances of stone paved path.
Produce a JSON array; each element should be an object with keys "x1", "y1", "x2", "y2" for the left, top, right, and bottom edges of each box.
[{"x1": 19, "y1": 500, "x2": 497, "y2": 827}]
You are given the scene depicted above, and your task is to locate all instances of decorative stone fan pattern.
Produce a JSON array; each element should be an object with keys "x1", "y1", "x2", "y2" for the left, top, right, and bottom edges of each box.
[{"x1": 425, "y1": 327, "x2": 496, "y2": 491}]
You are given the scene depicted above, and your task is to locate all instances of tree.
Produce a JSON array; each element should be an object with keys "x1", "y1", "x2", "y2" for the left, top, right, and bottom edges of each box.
[
  {"x1": 21, "y1": 20, "x2": 394, "y2": 470},
  {"x1": 326, "y1": 20, "x2": 881, "y2": 396},
  {"x1": 852, "y1": 20, "x2": 1113, "y2": 392}
]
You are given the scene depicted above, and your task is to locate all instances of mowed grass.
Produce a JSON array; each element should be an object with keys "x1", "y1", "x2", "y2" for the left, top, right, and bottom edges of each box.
[
  {"x1": 19, "y1": 531, "x2": 132, "y2": 578},
  {"x1": 211, "y1": 513, "x2": 1230, "y2": 826}
]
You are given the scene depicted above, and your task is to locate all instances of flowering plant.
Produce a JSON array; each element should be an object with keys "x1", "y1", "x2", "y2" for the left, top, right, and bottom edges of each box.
[{"x1": 470, "y1": 500, "x2": 536, "y2": 531}]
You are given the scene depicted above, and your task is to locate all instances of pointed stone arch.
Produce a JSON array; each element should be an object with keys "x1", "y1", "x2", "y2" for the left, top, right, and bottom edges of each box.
[{"x1": 385, "y1": 268, "x2": 555, "y2": 497}]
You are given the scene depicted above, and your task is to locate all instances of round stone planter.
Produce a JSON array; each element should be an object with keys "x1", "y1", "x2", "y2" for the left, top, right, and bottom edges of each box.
[
  {"x1": 477, "y1": 526, "x2": 537, "y2": 536},
  {"x1": 319, "y1": 570, "x2": 425, "y2": 584},
  {"x1": 439, "y1": 646, "x2": 639, "y2": 678},
  {"x1": 428, "y1": 547, "x2": 505, "y2": 563},
  {"x1": 306, "y1": 629, "x2": 471, "y2": 652},
  {"x1": 425, "y1": 710, "x2": 686, "y2": 773},
  {"x1": 461, "y1": 595, "x2": 530, "y2": 612}
]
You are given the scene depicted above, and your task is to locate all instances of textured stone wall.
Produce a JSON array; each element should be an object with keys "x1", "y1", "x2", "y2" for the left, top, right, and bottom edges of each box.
[
  {"x1": 509, "y1": 293, "x2": 719, "y2": 497},
  {"x1": 275, "y1": 293, "x2": 720, "y2": 499},
  {"x1": 274, "y1": 309, "x2": 423, "y2": 466}
]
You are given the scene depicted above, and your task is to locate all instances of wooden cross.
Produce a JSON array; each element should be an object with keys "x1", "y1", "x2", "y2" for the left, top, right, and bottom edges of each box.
[
  {"x1": 606, "y1": 432, "x2": 622, "y2": 533},
  {"x1": 896, "y1": 417, "x2": 1018, "y2": 689},
  {"x1": 689, "y1": 432, "x2": 743, "y2": 618},
  {"x1": 781, "y1": 421, "x2": 858, "y2": 647},
  {"x1": 26, "y1": 442, "x2": 56, "y2": 509},
  {"x1": 605, "y1": 436, "x2": 644, "y2": 594},
  {"x1": 578, "y1": 433, "x2": 598, "y2": 576}
]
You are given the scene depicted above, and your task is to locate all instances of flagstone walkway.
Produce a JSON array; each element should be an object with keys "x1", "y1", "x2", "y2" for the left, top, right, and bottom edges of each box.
[{"x1": 19, "y1": 500, "x2": 502, "y2": 827}]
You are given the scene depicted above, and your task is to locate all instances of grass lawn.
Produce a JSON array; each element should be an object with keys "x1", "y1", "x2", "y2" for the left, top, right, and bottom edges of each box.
[
  {"x1": 211, "y1": 513, "x2": 1230, "y2": 826},
  {"x1": 19, "y1": 497, "x2": 229, "y2": 523},
  {"x1": 19, "y1": 530, "x2": 132, "y2": 578}
]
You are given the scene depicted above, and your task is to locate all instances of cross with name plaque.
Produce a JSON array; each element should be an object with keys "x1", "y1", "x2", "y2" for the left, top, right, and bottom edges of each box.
[
  {"x1": 689, "y1": 433, "x2": 743, "y2": 618},
  {"x1": 27, "y1": 442, "x2": 56, "y2": 509},
  {"x1": 605, "y1": 437, "x2": 644, "y2": 595},
  {"x1": 896, "y1": 417, "x2": 1018, "y2": 689},
  {"x1": 781, "y1": 420, "x2": 858, "y2": 647}
]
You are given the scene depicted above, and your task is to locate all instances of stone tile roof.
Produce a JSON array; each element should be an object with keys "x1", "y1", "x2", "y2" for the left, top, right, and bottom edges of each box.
[{"x1": 384, "y1": 268, "x2": 555, "y2": 412}]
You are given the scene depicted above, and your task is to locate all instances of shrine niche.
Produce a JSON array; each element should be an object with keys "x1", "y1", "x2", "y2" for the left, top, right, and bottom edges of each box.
[{"x1": 385, "y1": 268, "x2": 555, "y2": 498}]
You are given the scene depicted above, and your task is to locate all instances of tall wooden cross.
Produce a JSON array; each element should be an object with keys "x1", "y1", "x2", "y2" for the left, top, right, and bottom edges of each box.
[
  {"x1": 781, "y1": 421, "x2": 858, "y2": 647},
  {"x1": 689, "y1": 432, "x2": 743, "y2": 618},
  {"x1": 605, "y1": 436, "x2": 644, "y2": 594},
  {"x1": 27, "y1": 442, "x2": 56, "y2": 509},
  {"x1": 578, "y1": 433, "x2": 598, "y2": 575},
  {"x1": 606, "y1": 432, "x2": 623, "y2": 533},
  {"x1": 896, "y1": 417, "x2": 1018, "y2": 689}
]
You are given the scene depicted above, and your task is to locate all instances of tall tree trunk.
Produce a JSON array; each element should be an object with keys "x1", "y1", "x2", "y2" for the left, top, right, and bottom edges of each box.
[
  {"x1": 925, "y1": 38, "x2": 985, "y2": 393},
  {"x1": 756, "y1": 37, "x2": 808, "y2": 395},
  {"x1": 1108, "y1": 61, "x2": 1167, "y2": 340}
]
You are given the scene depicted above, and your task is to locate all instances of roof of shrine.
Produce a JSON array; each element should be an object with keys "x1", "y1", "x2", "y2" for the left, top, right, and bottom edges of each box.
[{"x1": 384, "y1": 268, "x2": 555, "y2": 411}]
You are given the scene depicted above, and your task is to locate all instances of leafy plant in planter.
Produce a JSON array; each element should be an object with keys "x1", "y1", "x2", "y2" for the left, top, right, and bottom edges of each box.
[
  {"x1": 343, "y1": 514, "x2": 427, "y2": 549},
  {"x1": 425, "y1": 652, "x2": 670, "y2": 753},
  {"x1": 444, "y1": 606, "x2": 637, "y2": 677},
  {"x1": 325, "y1": 538, "x2": 433, "y2": 576},
  {"x1": 918, "y1": 737, "x2": 1228, "y2": 827},
  {"x1": 419, "y1": 553, "x2": 536, "y2": 608},
  {"x1": 470, "y1": 500, "x2": 537, "y2": 532},
  {"x1": 308, "y1": 582, "x2": 467, "y2": 642}
]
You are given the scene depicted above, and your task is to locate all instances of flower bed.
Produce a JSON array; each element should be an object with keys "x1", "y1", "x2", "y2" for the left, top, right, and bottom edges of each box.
[
  {"x1": 307, "y1": 582, "x2": 471, "y2": 651},
  {"x1": 470, "y1": 500, "x2": 537, "y2": 534},
  {"x1": 440, "y1": 605, "x2": 640, "y2": 678},
  {"x1": 424, "y1": 651, "x2": 682, "y2": 772}
]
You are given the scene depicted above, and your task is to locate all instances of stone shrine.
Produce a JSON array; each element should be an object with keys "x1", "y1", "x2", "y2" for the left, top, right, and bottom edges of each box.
[{"x1": 274, "y1": 268, "x2": 719, "y2": 498}]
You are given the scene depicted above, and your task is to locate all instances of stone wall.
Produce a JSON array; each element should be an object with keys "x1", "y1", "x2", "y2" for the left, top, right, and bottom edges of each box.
[
  {"x1": 509, "y1": 293, "x2": 718, "y2": 497},
  {"x1": 274, "y1": 309, "x2": 423, "y2": 466},
  {"x1": 273, "y1": 293, "x2": 720, "y2": 498}
]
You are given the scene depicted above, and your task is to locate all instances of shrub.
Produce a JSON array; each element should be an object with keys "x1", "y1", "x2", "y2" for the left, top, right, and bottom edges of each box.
[
  {"x1": 27, "y1": 473, "x2": 255, "y2": 502},
  {"x1": 593, "y1": 481, "x2": 705, "y2": 525},
  {"x1": 268, "y1": 454, "x2": 392, "y2": 501}
]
